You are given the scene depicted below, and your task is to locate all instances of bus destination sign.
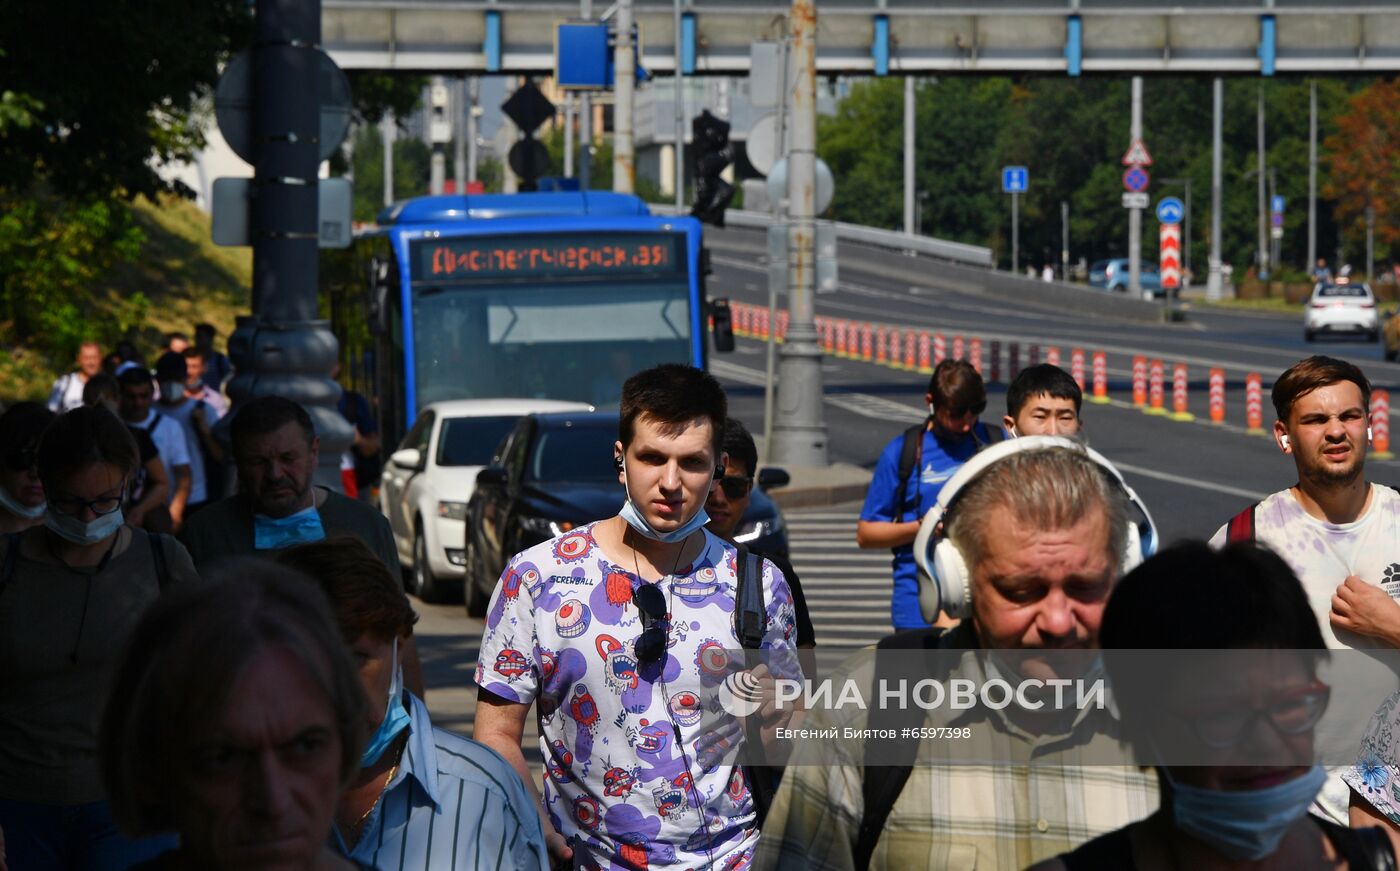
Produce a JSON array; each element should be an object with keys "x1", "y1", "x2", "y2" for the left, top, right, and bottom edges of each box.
[{"x1": 412, "y1": 233, "x2": 682, "y2": 281}]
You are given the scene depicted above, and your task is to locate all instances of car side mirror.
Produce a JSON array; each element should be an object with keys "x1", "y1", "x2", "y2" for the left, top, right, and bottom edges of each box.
[
  {"x1": 476, "y1": 466, "x2": 508, "y2": 487},
  {"x1": 390, "y1": 448, "x2": 423, "y2": 471},
  {"x1": 757, "y1": 467, "x2": 790, "y2": 491}
]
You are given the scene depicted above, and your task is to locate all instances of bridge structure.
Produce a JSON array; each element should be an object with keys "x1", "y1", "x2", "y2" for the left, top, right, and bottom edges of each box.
[{"x1": 325, "y1": 0, "x2": 1400, "y2": 76}]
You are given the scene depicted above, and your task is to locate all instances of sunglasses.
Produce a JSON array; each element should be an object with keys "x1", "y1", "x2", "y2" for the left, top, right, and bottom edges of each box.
[
  {"x1": 633, "y1": 583, "x2": 668, "y2": 665},
  {"x1": 717, "y1": 475, "x2": 753, "y2": 499},
  {"x1": 945, "y1": 402, "x2": 987, "y2": 418}
]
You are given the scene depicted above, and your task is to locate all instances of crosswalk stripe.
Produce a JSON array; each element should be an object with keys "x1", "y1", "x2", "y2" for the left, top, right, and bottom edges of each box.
[{"x1": 786, "y1": 505, "x2": 897, "y2": 651}]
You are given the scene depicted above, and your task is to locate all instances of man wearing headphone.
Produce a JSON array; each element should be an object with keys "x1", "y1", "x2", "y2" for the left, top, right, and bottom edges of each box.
[
  {"x1": 758, "y1": 439, "x2": 1159, "y2": 870},
  {"x1": 857, "y1": 359, "x2": 1001, "y2": 631},
  {"x1": 1209, "y1": 355, "x2": 1400, "y2": 827}
]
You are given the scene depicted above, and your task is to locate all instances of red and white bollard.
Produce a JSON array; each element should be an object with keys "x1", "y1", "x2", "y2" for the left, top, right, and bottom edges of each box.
[
  {"x1": 904, "y1": 330, "x2": 917, "y2": 371},
  {"x1": 1046, "y1": 346, "x2": 1061, "y2": 368},
  {"x1": 1209, "y1": 368, "x2": 1226, "y2": 424},
  {"x1": 760, "y1": 308, "x2": 771, "y2": 341},
  {"x1": 934, "y1": 333, "x2": 947, "y2": 366},
  {"x1": 917, "y1": 332, "x2": 932, "y2": 374},
  {"x1": 1246, "y1": 372, "x2": 1264, "y2": 432},
  {"x1": 1372, "y1": 390, "x2": 1394, "y2": 459},
  {"x1": 1070, "y1": 348, "x2": 1085, "y2": 391},
  {"x1": 876, "y1": 326, "x2": 889, "y2": 365},
  {"x1": 1091, "y1": 352, "x2": 1109, "y2": 403},
  {"x1": 861, "y1": 323, "x2": 874, "y2": 362},
  {"x1": 1009, "y1": 343, "x2": 1022, "y2": 380},
  {"x1": 1147, "y1": 359, "x2": 1165, "y2": 414},
  {"x1": 1171, "y1": 363, "x2": 1194, "y2": 421},
  {"x1": 953, "y1": 335, "x2": 965, "y2": 362},
  {"x1": 969, "y1": 338, "x2": 983, "y2": 374},
  {"x1": 1028, "y1": 343, "x2": 1041, "y2": 367},
  {"x1": 990, "y1": 341, "x2": 1002, "y2": 383},
  {"x1": 836, "y1": 321, "x2": 850, "y2": 358},
  {"x1": 1132, "y1": 356, "x2": 1147, "y2": 407},
  {"x1": 778, "y1": 311, "x2": 789, "y2": 341}
]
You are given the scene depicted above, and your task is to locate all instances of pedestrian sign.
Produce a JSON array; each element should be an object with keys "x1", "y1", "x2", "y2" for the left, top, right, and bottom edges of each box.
[
  {"x1": 1002, "y1": 166, "x2": 1029, "y2": 194},
  {"x1": 1271, "y1": 194, "x2": 1285, "y2": 214},
  {"x1": 1156, "y1": 196, "x2": 1184, "y2": 225},
  {"x1": 1121, "y1": 138, "x2": 1153, "y2": 167}
]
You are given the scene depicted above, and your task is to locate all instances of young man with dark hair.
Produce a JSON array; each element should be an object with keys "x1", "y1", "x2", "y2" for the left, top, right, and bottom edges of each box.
[
  {"x1": 192, "y1": 322, "x2": 232, "y2": 389},
  {"x1": 475, "y1": 363, "x2": 799, "y2": 870},
  {"x1": 856, "y1": 358, "x2": 999, "y2": 630},
  {"x1": 1003, "y1": 363, "x2": 1083, "y2": 438},
  {"x1": 117, "y1": 364, "x2": 194, "y2": 529}
]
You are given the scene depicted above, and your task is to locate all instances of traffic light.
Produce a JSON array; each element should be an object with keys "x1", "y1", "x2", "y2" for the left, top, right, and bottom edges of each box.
[{"x1": 691, "y1": 110, "x2": 735, "y2": 227}]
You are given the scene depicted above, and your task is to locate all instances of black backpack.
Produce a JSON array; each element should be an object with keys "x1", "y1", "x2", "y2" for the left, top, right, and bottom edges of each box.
[
  {"x1": 733, "y1": 543, "x2": 779, "y2": 827},
  {"x1": 894, "y1": 422, "x2": 1005, "y2": 539},
  {"x1": 1, "y1": 530, "x2": 172, "y2": 592}
]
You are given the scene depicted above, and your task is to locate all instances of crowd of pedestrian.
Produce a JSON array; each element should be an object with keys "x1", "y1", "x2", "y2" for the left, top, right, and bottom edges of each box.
[{"x1": 7, "y1": 340, "x2": 1400, "y2": 870}]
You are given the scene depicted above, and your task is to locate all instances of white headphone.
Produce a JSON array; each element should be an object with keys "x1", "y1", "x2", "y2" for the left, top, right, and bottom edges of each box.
[{"x1": 911, "y1": 435, "x2": 1160, "y2": 624}]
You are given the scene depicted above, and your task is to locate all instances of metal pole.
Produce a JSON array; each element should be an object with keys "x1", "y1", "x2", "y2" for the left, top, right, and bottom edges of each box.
[
  {"x1": 760, "y1": 42, "x2": 789, "y2": 468},
  {"x1": 1183, "y1": 179, "x2": 1191, "y2": 283},
  {"x1": 1257, "y1": 81, "x2": 1269, "y2": 280},
  {"x1": 1308, "y1": 79, "x2": 1318, "y2": 272},
  {"x1": 1011, "y1": 192, "x2": 1019, "y2": 274},
  {"x1": 674, "y1": 0, "x2": 685, "y2": 210},
  {"x1": 613, "y1": 0, "x2": 635, "y2": 193},
  {"x1": 1367, "y1": 205, "x2": 1376, "y2": 282},
  {"x1": 381, "y1": 111, "x2": 395, "y2": 207},
  {"x1": 1208, "y1": 77, "x2": 1223, "y2": 300},
  {"x1": 770, "y1": 0, "x2": 828, "y2": 466},
  {"x1": 467, "y1": 78, "x2": 480, "y2": 184},
  {"x1": 1061, "y1": 200, "x2": 1069, "y2": 281},
  {"x1": 1129, "y1": 76, "x2": 1143, "y2": 296},
  {"x1": 230, "y1": 0, "x2": 351, "y2": 491},
  {"x1": 903, "y1": 76, "x2": 915, "y2": 235},
  {"x1": 429, "y1": 75, "x2": 447, "y2": 196},
  {"x1": 564, "y1": 93, "x2": 575, "y2": 178},
  {"x1": 1269, "y1": 167, "x2": 1280, "y2": 270},
  {"x1": 454, "y1": 77, "x2": 467, "y2": 192}
]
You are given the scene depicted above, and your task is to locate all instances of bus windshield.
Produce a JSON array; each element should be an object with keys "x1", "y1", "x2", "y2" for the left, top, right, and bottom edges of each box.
[{"x1": 411, "y1": 279, "x2": 691, "y2": 408}]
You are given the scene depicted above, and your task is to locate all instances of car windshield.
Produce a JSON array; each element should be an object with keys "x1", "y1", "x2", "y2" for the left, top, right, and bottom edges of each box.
[
  {"x1": 527, "y1": 422, "x2": 620, "y2": 483},
  {"x1": 1317, "y1": 284, "x2": 1368, "y2": 298},
  {"x1": 437, "y1": 415, "x2": 521, "y2": 467},
  {"x1": 1090, "y1": 261, "x2": 1109, "y2": 273}
]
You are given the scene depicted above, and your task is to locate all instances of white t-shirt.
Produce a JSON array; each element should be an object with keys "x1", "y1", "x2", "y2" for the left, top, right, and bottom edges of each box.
[
  {"x1": 129, "y1": 409, "x2": 193, "y2": 504},
  {"x1": 154, "y1": 400, "x2": 218, "y2": 504},
  {"x1": 476, "y1": 523, "x2": 798, "y2": 870},
  {"x1": 46, "y1": 372, "x2": 87, "y2": 413}
]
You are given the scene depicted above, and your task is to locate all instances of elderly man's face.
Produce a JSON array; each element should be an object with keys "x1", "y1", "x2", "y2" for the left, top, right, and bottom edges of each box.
[
  {"x1": 174, "y1": 644, "x2": 344, "y2": 870},
  {"x1": 970, "y1": 504, "x2": 1115, "y2": 678},
  {"x1": 236, "y1": 423, "x2": 319, "y2": 518}
]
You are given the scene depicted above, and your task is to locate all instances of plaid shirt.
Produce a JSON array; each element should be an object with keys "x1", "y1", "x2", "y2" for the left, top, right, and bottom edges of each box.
[{"x1": 754, "y1": 648, "x2": 1158, "y2": 871}]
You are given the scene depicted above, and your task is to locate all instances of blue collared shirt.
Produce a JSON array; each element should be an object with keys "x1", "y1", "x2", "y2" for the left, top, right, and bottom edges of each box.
[{"x1": 334, "y1": 692, "x2": 549, "y2": 871}]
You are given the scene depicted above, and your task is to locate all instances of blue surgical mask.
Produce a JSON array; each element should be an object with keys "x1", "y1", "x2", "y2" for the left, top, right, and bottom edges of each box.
[
  {"x1": 618, "y1": 462, "x2": 710, "y2": 544},
  {"x1": 1165, "y1": 763, "x2": 1326, "y2": 860},
  {"x1": 362, "y1": 638, "x2": 411, "y2": 767},
  {"x1": 253, "y1": 505, "x2": 326, "y2": 550},
  {"x1": 46, "y1": 508, "x2": 123, "y2": 545},
  {"x1": 0, "y1": 486, "x2": 45, "y2": 519}
]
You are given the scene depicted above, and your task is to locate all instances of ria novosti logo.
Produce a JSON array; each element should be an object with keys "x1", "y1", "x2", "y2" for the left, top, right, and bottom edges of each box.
[{"x1": 717, "y1": 671, "x2": 766, "y2": 717}]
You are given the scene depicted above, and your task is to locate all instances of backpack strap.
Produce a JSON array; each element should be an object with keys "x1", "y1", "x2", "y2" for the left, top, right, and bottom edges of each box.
[
  {"x1": 734, "y1": 543, "x2": 767, "y2": 650},
  {"x1": 1225, "y1": 503, "x2": 1258, "y2": 545},
  {"x1": 894, "y1": 423, "x2": 926, "y2": 525},
  {"x1": 0, "y1": 532, "x2": 20, "y2": 595},
  {"x1": 148, "y1": 531, "x2": 171, "y2": 592},
  {"x1": 971, "y1": 422, "x2": 1006, "y2": 449}
]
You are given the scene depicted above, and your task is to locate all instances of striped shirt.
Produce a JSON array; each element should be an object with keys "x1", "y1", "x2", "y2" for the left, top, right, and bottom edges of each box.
[
  {"x1": 753, "y1": 651, "x2": 1158, "y2": 870},
  {"x1": 334, "y1": 692, "x2": 549, "y2": 871}
]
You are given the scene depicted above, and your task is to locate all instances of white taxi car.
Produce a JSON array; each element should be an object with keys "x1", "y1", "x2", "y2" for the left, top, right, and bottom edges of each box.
[{"x1": 1305, "y1": 280, "x2": 1379, "y2": 342}]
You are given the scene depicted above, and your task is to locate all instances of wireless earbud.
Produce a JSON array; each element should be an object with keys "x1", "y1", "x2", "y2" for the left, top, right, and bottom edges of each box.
[
  {"x1": 1369, "y1": 427, "x2": 1374, "y2": 442},
  {"x1": 713, "y1": 464, "x2": 726, "y2": 480},
  {"x1": 1280, "y1": 434, "x2": 1290, "y2": 450},
  {"x1": 614, "y1": 454, "x2": 624, "y2": 472}
]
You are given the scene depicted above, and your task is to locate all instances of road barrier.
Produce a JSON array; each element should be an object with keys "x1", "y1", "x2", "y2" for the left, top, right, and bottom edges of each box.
[
  {"x1": 953, "y1": 335, "x2": 965, "y2": 362},
  {"x1": 760, "y1": 308, "x2": 770, "y2": 340},
  {"x1": 1028, "y1": 343, "x2": 1040, "y2": 367},
  {"x1": 934, "y1": 333, "x2": 946, "y2": 366},
  {"x1": 918, "y1": 332, "x2": 933, "y2": 374},
  {"x1": 1171, "y1": 363, "x2": 1194, "y2": 421},
  {"x1": 1245, "y1": 373, "x2": 1264, "y2": 433},
  {"x1": 1091, "y1": 352, "x2": 1109, "y2": 404},
  {"x1": 1209, "y1": 368, "x2": 1226, "y2": 424},
  {"x1": 860, "y1": 323, "x2": 873, "y2": 362},
  {"x1": 840, "y1": 321, "x2": 852, "y2": 358},
  {"x1": 904, "y1": 330, "x2": 917, "y2": 372},
  {"x1": 778, "y1": 311, "x2": 789, "y2": 341},
  {"x1": 1070, "y1": 348, "x2": 1085, "y2": 391},
  {"x1": 1147, "y1": 359, "x2": 1165, "y2": 414},
  {"x1": 1046, "y1": 346, "x2": 1060, "y2": 367},
  {"x1": 1132, "y1": 356, "x2": 1147, "y2": 407},
  {"x1": 990, "y1": 341, "x2": 1002, "y2": 383},
  {"x1": 970, "y1": 338, "x2": 983, "y2": 375},
  {"x1": 1009, "y1": 343, "x2": 1022, "y2": 381},
  {"x1": 1374, "y1": 390, "x2": 1394, "y2": 460}
]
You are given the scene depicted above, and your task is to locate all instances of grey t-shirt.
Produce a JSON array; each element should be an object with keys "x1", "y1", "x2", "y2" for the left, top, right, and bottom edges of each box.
[
  {"x1": 180, "y1": 487, "x2": 400, "y2": 576},
  {"x1": 0, "y1": 527, "x2": 200, "y2": 804}
]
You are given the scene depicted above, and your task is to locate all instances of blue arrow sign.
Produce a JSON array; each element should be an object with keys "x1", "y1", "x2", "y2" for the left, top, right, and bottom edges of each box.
[
  {"x1": 1002, "y1": 166, "x2": 1028, "y2": 193},
  {"x1": 1156, "y1": 196, "x2": 1184, "y2": 225},
  {"x1": 1271, "y1": 194, "x2": 1286, "y2": 214}
]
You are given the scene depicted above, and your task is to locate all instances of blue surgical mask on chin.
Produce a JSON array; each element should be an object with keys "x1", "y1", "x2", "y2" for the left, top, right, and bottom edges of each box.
[
  {"x1": 0, "y1": 486, "x2": 45, "y2": 520},
  {"x1": 1165, "y1": 763, "x2": 1326, "y2": 860},
  {"x1": 618, "y1": 462, "x2": 710, "y2": 544},
  {"x1": 362, "y1": 638, "x2": 411, "y2": 767},
  {"x1": 46, "y1": 508, "x2": 123, "y2": 545},
  {"x1": 253, "y1": 505, "x2": 326, "y2": 550}
]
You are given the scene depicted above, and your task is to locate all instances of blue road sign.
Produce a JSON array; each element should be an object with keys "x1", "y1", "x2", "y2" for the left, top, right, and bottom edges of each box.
[
  {"x1": 1123, "y1": 166, "x2": 1150, "y2": 193},
  {"x1": 1156, "y1": 196, "x2": 1184, "y2": 224},
  {"x1": 1002, "y1": 166, "x2": 1028, "y2": 193},
  {"x1": 1271, "y1": 194, "x2": 1286, "y2": 214}
]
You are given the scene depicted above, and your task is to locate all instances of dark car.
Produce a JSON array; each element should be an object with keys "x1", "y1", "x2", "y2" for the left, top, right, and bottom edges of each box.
[{"x1": 463, "y1": 410, "x2": 789, "y2": 615}]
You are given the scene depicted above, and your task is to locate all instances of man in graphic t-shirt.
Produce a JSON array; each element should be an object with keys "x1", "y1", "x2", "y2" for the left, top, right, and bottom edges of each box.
[
  {"x1": 474, "y1": 364, "x2": 799, "y2": 871},
  {"x1": 1210, "y1": 354, "x2": 1400, "y2": 824}
]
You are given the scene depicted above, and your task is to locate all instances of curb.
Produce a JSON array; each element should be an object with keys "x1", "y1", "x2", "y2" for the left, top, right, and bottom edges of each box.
[{"x1": 764, "y1": 463, "x2": 872, "y2": 510}]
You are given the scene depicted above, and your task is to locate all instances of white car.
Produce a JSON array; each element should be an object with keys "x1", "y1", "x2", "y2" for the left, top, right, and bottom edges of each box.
[
  {"x1": 380, "y1": 398, "x2": 592, "y2": 602},
  {"x1": 1305, "y1": 281, "x2": 1379, "y2": 342}
]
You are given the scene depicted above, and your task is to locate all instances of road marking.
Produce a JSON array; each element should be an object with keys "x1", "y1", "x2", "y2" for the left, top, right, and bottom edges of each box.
[{"x1": 1113, "y1": 460, "x2": 1266, "y2": 501}]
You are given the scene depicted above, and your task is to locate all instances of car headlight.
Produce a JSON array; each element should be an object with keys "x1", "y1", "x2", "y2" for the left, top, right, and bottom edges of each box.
[
  {"x1": 437, "y1": 501, "x2": 468, "y2": 521},
  {"x1": 520, "y1": 516, "x2": 577, "y2": 537},
  {"x1": 735, "y1": 516, "x2": 782, "y2": 543}
]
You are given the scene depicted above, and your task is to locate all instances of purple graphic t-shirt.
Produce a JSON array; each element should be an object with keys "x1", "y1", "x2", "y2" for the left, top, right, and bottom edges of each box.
[{"x1": 475, "y1": 523, "x2": 797, "y2": 870}]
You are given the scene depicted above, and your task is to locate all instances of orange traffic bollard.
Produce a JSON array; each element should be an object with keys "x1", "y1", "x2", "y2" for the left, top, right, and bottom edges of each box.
[
  {"x1": 1091, "y1": 352, "x2": 1109, "y2": 404},
  {"x1": 1171, "y1": 363, "x2": 1195, "y2": 421},
  {"x1": 1209, "y1": 368, "x2": 1226, "y2": 424},
  {"x1": 934, "y1": 333, "x2": 947, "y2": 366},
  {"x1": 1372, "y1": 389, "x2": 1394, "y2": 459},
  {"x1": 1245, "y1": 372, "x2": 1264, "y2": 433},
  {"x1": 836, "y1": 321, "x2": 849, "y2": 358},
  {"x1": 1132, "y1": 356, "x2": 1147, "y2": 407},
  {"x1": 1009, "y1": 343, "x2": 1022, "y2": 380},
  {"x1": 904, "y1": 330, "x2": 917, "y2": 371},
  {"x1": 876, "y1": 326, "x2": 889, "y2": 365},
  {"x1": 778, "y1": 311, "x2": 789, "y2": 342},
  {"x1": 952, "y1": 335, "x2": 965, "y2": 362},
  {"x1": 1146, "y1": 360, "x2": 1165, "y2": 414},
  {"x1": 918, "y1": 333, "x2": 932, "y2": 374},
  {"x1": 860, "y1": 323, "x2": 873, "y2": 362},
  {"x1": 969, "y1": 338, "x2": 983, "y2": 374},
  {"x1": 1046, "y1": 346, "x2": 1060, "y2": 368},
  {"x1": 1070, "y1": 348, "x2": 1085, "y2": 391}
]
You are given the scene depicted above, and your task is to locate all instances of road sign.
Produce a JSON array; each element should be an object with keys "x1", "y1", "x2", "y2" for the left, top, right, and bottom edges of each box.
[
  {"x1": 1271, "y1": 226, "x2": 1284, "y2": 239},
  {"x1": 1123, "y1": 166, "x2": 1150, "y2": 193},
  {"x1": 1160, "y1": 223, "x2": 1182, "y2": 289},
  {"x1": 1122, "y1": 192, "x2": 1148, "y2": 209},
  {"x1": 1272, "y1": 211, "x2": 1285, "y2": 228},
  {"x1": 502, "y1": 81, "x2": 556, "y2": 134},
  {"x1": 1156, "y1": 196, "x2": 1184, "y2": 224},
  {"x1": 1271, "y1": 194, "x2": 1286, "y2": 214},
  {"x1": 211, "y1": 177, "x2": 352, "y2": 248},
  {"x1": 745, "y1": 113, "x2": 779, "y2": 176},
  {"x1": 215, "y1": 49, "x2": 352, "y2": 165},
  {"x1": 1002, "y1": 166, "x2": 1029, "y2": 194},
  {"x1": 767, "y1": 157, "x2": 835, "y2": 214},
  {"x1": 1121, "y1": 138, "x2": 1153, "y2": 167}
]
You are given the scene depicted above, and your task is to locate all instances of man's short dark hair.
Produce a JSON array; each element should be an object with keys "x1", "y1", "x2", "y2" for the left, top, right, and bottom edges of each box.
[
  {"x1": 182, "y1": 347, "x2": 205, "y2": 363},
  {"x1": 619, "y1": 364, "x2": 727, "y2": 454},
  {"x1": 1006, "y1": 364, "x2": 1083, "y2": 419},
  {"x1": 1271, "y1": 355, "x2": 1371, "y2": 423},
  {"x1": 720, "y1": 418, "x2": 758, "y2": 477},
  {"x1": 231, "y1": 395, "x2": 316, "y2": 453},
  {"x1": 37, "y1": 405, "x2": 140, "y2": 484},
  {"x1": 926, "y1": 359, "x2": 986, "y2": 412},
  {"x1": 194, "y1": 323, "x2": 217, "y2": 338},
  {"x1": 82, "y1": 374, "x2": 121, "y2": 407},
  {"x1": 117, "y1": 367, "x2": 153, "y2": 390}
]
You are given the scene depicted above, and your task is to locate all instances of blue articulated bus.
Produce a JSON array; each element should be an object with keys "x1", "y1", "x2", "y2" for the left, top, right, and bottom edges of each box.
[{"x1": 323, "y1": 192, "x2": 733, "y2": 448}]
